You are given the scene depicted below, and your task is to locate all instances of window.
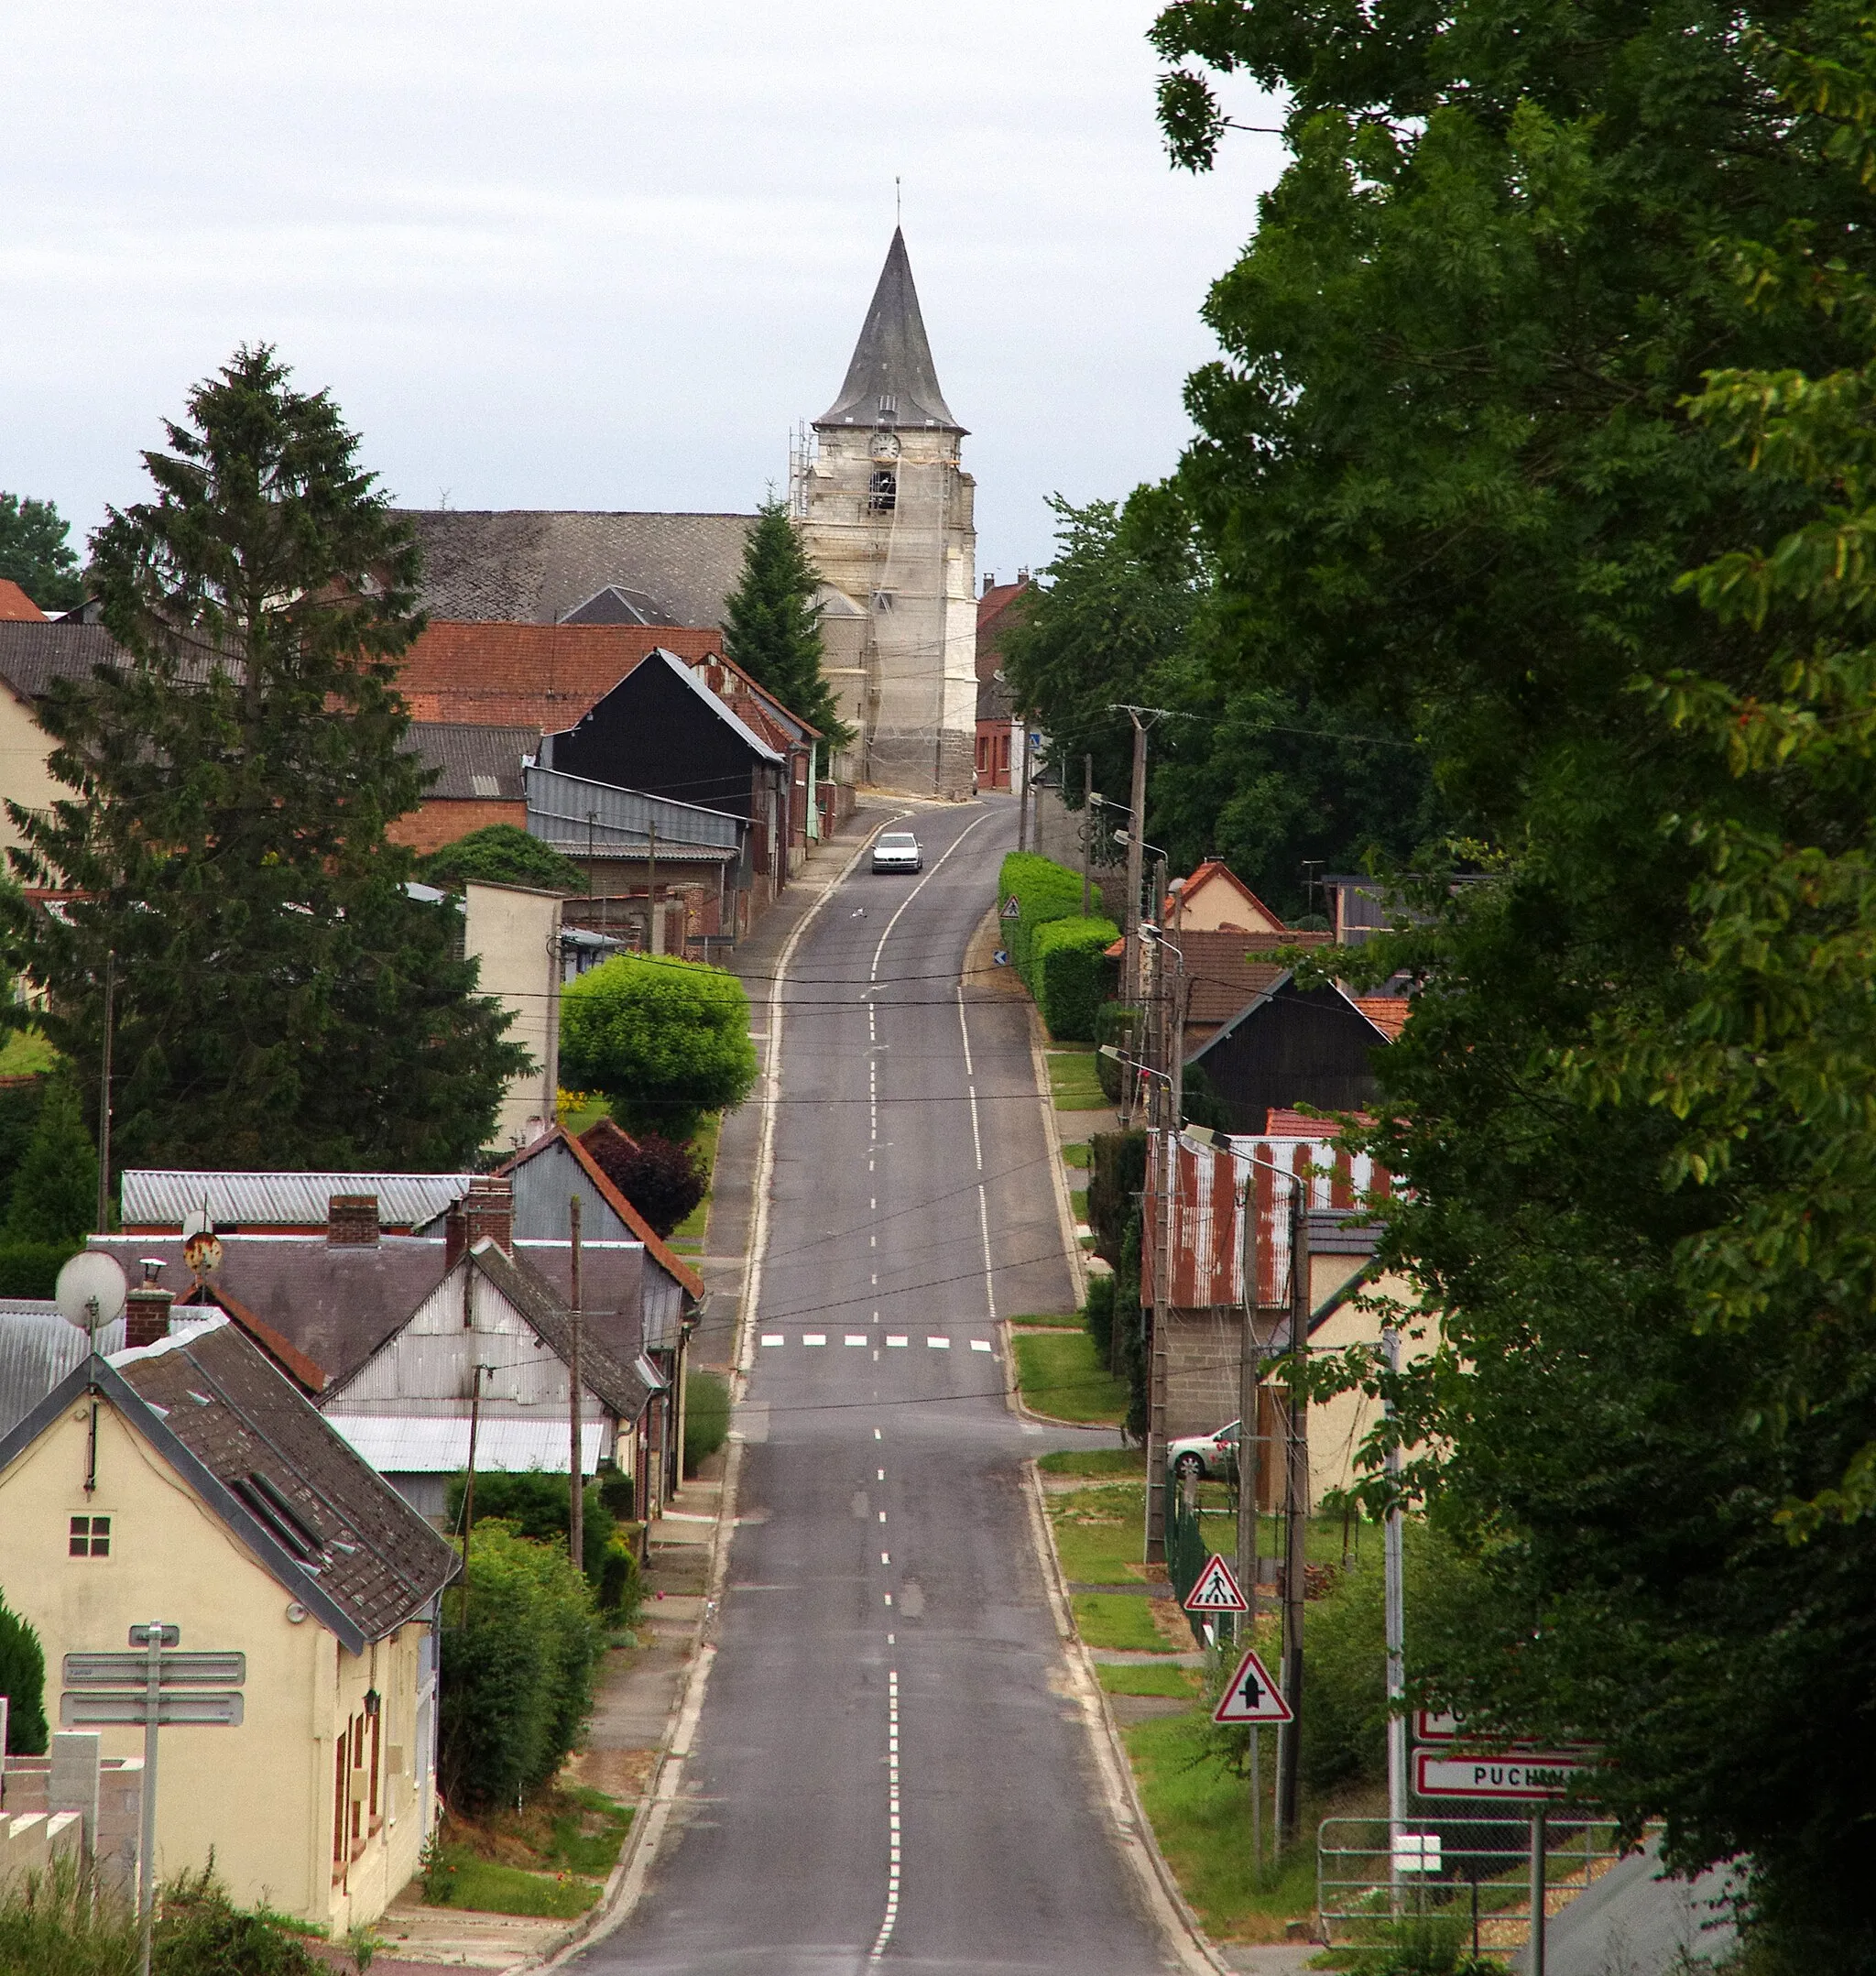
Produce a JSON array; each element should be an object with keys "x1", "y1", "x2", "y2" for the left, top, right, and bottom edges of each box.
[
  {"x1": 69, "y1": 1514, "x2": 110, "y2": 1556},
  {"x1": 868, "y1": 469, "x2": 897, "y2": 513}
]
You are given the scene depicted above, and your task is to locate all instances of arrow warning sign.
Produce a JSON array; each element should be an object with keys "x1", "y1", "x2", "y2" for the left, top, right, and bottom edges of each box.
[
  {"x1": 1183, "y1": 1554, "x2": 1249, "y2": 1614},
  {"x1": 1213, "y1": 1647, "x2": 1292, "y2": 1724}
]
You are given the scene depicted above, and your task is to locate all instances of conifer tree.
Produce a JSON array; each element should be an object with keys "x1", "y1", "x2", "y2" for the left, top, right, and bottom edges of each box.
[
  {"x1": 4, "y1": 1077, "x2": 96, "y2": 1245},
  {"x1": 2, "y1": 346, "x2": 529, "y2": 1171},
  {"x1": 0, "y1": 1592, "x2": 48, "y2": 1753},
  {"x1": 719, "y1": 497, "x2": 855, "y2": 752}
]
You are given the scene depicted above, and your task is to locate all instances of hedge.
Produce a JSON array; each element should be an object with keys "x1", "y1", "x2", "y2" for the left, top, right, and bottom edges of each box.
[
  {"x1": 997, "y1": 852, "x2": 1086, "y2": 987},
  {"x1": 1032, "y1": 916, "x2": 1120, "y2": 1042}
]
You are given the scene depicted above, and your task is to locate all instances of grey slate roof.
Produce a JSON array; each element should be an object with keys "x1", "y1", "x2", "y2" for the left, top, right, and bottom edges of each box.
[
  {"x1": 0, "y1": 622, "x2": 234, "y2": 699},
  {"x1": 399, "y1": 511, "x2": 756, "y2": 628},
  {"x1": 817, "y1": 228, "x2": 963, "y2": 432},
  {"x1": 108, "y1": 1316, "x2": 457, "y2": 1647},
  {"x1": 401, "y1": 724, "x2": 539, "y2": 802},
  {"x1": 0, "y1": 1305, "x2": 125, "y2": 1439}
]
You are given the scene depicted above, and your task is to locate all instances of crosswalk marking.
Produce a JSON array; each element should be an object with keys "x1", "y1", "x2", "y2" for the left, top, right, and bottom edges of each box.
[
  {"x1": 886, "y1": 1336, "x2": 909, "y2": 1348},
  {"x1": 760, "y1": 1334, "x2": 784, "y2": 1348},
  {"x1": 970, "y1": 1339, "x2": 993, "y2": 1352},
  {"x1": 926, "y1": 1337, "x2": 950, "y2": 1349},
  {"x1": 845, "y1": 1334, "x2": 868, "y2": 1346},
  {"x1": 803, "y1": 1333, "x2": 826, "y2": 1346}
]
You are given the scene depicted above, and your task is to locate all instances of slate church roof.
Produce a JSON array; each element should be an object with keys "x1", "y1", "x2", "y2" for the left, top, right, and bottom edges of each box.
[
  {"x1": 817, "y1": 228, "x2": 963, "y2": 433},
  {"x1": 398, "y1": 511, "x2": 756, "y2": 628}
]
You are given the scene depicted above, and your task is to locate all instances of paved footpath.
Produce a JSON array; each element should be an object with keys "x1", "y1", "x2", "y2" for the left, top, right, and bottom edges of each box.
[{"x1": 570, "y1": 795, "x2": 1181, "y2": 1974}]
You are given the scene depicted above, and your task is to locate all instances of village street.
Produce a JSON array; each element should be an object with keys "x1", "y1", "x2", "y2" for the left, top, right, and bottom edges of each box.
[{"x1": 576, "y1": 801, "x2": 1177, "y2": 1973}]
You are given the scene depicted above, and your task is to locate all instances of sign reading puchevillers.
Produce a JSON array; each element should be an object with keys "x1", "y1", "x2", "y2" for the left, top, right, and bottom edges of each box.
[{"x1": 1414, "y1": 1751, "x2": 1592, "y2": 1800}]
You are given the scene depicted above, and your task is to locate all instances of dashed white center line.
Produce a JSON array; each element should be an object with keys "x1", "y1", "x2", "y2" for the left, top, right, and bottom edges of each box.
[{"x1": 971, "y1": 1338, "x2": 993, "y2": 1353}]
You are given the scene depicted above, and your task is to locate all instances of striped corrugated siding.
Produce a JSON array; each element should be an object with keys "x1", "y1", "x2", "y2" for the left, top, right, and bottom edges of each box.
[
  {"x1": 0, "y1": 1308, "x2": 126, "y2": 1437},
  {"x1": 1143, "y1": 1132, "x2": 1393, "y2": 1311},
  {"x1": 121, "y1": 1171, "x2": 474, "y2": 1230}
]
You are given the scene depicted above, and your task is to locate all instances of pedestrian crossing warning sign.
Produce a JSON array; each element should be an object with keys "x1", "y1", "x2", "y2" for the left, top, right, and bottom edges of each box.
[
  {"x1": 1000, "y1": 897, "x2": 1021, "y2": 918},
  {"x1": 1213, "y1": 1647, "x2": 1292, "y2": 1725},
  {"x1": 1183, "y1": 1554, "x2": 1248, "y2": 1613}
]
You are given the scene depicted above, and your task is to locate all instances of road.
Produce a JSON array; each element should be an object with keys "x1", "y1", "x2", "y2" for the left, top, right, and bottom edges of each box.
[{"x1": 576, "y1": 800, "x2": 1176, "y2": 1974}]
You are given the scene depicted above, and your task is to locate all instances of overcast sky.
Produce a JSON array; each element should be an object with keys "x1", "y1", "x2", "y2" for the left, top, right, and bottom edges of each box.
[{"x1": 2, "y1": 1, "x2": 1283, "y2": 587}]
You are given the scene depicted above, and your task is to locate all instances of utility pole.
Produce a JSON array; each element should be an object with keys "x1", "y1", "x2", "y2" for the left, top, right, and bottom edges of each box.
[
  {"x1": 462, "y1": 1362, "x2": 485, "y2": 1626},
  {"x1": 1120, "y1": 713, "x2": 1149, "y2": 1004},
  {"x1": 1167, "y1": 939, "x2": 1186, "y2": 1134},
  {"x1": 648, "y1": 820, "x2": 660, "y2": 953},
  {"x1": 1277, "y1": 1185, "x2": 1311, "y2": 1847},
  {"x1": 1144, "y1": 1113, "x2": 1174, "y2": 1563},
  {"x1": 1236, "y1": 1166, "x2": 1263, "y2": 1874},
  {"x1": 1017, "y1": 718, "x2": 1031, "y2": 854},
  {"x1": 95, "y1": 954, "x2": 115, "y2": 1235},
  {"x1": 1081, "y1": 754, "x2": 1095, "y2": 918},
  {"x1": 1385, "y1": 1320, "x2": 1407, "y2": 1905},
  {"x1": 569, "y1": 1194, "x2": 584, "y2": 1573}
]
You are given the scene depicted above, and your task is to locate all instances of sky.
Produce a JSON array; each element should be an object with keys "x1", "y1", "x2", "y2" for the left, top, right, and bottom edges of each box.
[{"x1": 1, "y1": 1, "x2": 1285, "y2": 587}]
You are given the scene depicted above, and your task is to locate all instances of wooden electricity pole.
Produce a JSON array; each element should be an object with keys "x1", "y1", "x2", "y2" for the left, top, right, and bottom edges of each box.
[
  {"x1": 569, "y1": 1194, "x2": 585, "y2": 1573},
  {"x1": 1277, "y1": 1185, "x2": 1311, "y2": 1847},
  {"x1": 1082, "y1": 753, "x2": 1095, "y2": 918},
  {"x1": 95, "y1": 953, "x2": 115, "y2": 1236}
]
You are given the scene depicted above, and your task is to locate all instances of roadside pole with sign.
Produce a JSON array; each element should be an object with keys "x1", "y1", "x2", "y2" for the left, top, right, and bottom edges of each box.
[
  {"x1": 62, "y1": 1623, "x2": 245, "y2": 1976},
  {"x1": 1411, "y1": 1710, "x2": 1596, "y2": 1976}
]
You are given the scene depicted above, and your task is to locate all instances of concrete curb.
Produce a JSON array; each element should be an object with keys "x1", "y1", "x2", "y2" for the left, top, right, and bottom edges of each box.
[
  {"x1": 1021, "y1": 1457, "x2": 1234, "y2": 1976},
  {"x1": 1026, "y1": 1000, "x2": 1091, "y2": 1311}
]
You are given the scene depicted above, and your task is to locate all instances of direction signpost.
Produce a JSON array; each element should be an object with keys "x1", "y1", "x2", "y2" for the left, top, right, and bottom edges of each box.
[{"x1": 62, "y1": 1623, "x2": 245, "y2": 1976}]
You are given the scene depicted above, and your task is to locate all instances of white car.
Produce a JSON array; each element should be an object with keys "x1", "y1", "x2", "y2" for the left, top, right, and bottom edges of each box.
[
  {"x1": 1167, "y1": 1420, "x2": 1238, "y2": 1482},
  {"x1": 871, "y1": 830, "x2": 922, "y2": 873}
]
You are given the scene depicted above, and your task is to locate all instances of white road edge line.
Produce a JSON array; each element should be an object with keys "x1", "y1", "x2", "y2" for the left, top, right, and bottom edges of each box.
[{"x1": 1020, "y1": 1458, "x2": 1232, "y2": 1976}]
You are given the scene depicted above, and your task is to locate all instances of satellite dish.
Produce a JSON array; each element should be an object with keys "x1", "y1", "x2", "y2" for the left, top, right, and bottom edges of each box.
[
  {"x1": 56, "y1": 1252, "x2": 127, "y2": 1337},
  {"x1": 180, "y1": 1207, "x2": 213, "y2": 1241}
]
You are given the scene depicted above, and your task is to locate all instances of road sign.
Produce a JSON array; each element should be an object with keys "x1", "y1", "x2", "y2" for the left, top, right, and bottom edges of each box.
[
  {"x1": 61, "y1": 1690, "x2": 245, "y2": 1727},
  {"x1": 1414, "y1": 1751, "x2": 1591, "y2": 1800},
  {"x1": 1213, "y1": 1647, "x2": 1292, "y2": 1724},
  {"x1": 65, "y1": 1651, "x2": 245, "y2": 1687},
  {"x1": 1415, "y1": 1709, "x2": 1463, "y2": 1741},
  {"x1": 1393, "y1": 1832, "x2": 1444, "y2": 1874},
  {"x1": 1000, "y1": 897, "x2": 1020, "y2": 919},
  {"x1": 127, "y1": 1623, "x2": 180, "y2": 1649},
  {"x1": 1183, "y1": 1554, "x2": 1249, "y2": 1614},
  {"x1": 992, "y1": 948, "x2": 1009, "y2": 966}
]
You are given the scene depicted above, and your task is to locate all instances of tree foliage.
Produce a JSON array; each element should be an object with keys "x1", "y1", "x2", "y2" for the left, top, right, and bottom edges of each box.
[
  {"x1": 438, "y1": 1521, "x2": 604, "y2": 1812},
  {"x1": 4, "y1": 1077, "x2": 96, "y2": 1247},
  {"x1": 1, "y1": 346, "x2": 528, "y2": 1173},
  {"x1": 0, "y1": 1591, "x2": 48, "y2": 1754},
  {"x1": 1000, "y1": 489, "x2": 1441, "y2": 921},
  {"x1": 1146, "y1": 0, "x2": 1876, "y2": 1958},
  {"x1": 579, "y1": 1121, "x2": 706, "y2": 1239},
  {"x1": 419, "y1": 824, "x2": 585, "y2": 896},
  {"x1": 558, "y1": 955, "x2": 757, "y2": 1142},
  {"x1": 0, "y1": 493, "x2": 85, "y2": 613},
  {"x1": 719, "y1": 496, "x2": 854, "y2": 750}
]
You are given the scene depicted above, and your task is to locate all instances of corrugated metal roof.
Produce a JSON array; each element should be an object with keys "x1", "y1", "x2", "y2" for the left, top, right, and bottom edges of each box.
[
  {"x1": 401, "y1": 723, "x2": 539, "y2": 801},
  {"x1": 121, "y1": 1171, "x2": 475, "y2": 1230},
  {"x1": 327, "y1": 1414, "x2": 609, "y2": 1475},
  {"x1": 0, "y1": 1307, "x2": 125, "y2": 1438}
]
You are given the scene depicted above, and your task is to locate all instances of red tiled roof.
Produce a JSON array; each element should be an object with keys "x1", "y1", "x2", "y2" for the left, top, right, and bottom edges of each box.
[
  {"x1": 1352, "y1": 996, "x2": 1411, "y2": 1040},
  {"x1": 1169, "y1": 860, "x2": 1289, "y2": 934},
  {"x1": 395, "y1": 621, "x2": 724, "y2": 727},
  {"x1": 0, "y1": 580, "x2": 47, "y2": 621}
]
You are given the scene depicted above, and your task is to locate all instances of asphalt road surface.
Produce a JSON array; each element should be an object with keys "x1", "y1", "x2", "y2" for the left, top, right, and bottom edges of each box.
[{"x1": 578, "y1": 800, "x2": 1176, "y2": 1974}]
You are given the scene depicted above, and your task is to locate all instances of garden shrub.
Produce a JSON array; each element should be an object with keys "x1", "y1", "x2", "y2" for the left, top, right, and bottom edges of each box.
[
  {"x1": 1093, "y1": 1002, "x2": 1140, "y2": 1101},
  {"x1": 154, "y1": 1865, "x2": 318, "y2": 1974},
  {"x1": 1086, "y1": 1130, "x2": 1147, "y2": 1268},
  {"x1": 444, "y1": 1469, "x2": 618, "y2": 1587},
  {"x1": 996, "y1": 852, "x2": 1085, "y2": 985},
  {"x1": 0, "y1": 1590, "x2": 47, "y2": 1753},
  {"x1": 1032, "y1": 916, "x2": 1120, "y2": 1042},
  {"x1": 580, "y1": 1121, "x2": 706, "y2": 1238},
  {"x1": 1083, "y1": 1272, "x2": 1116, "y2": 1361},
  {"x1": 596, "y1": 1467, "x2": 634, "y2": 1522},
  {"x1": 684, "y1": 1370, "x2": 730, "y2": 1476},
  {"x1": 0, "y1": 1240, "x2": 79, "y2": 1298},
  {"x1": 438, "y1": 1522, "x2": 605, "y2": 1813}
]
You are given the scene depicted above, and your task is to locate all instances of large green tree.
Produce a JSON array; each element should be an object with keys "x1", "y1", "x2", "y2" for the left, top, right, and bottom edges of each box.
[
  {"x1": 1150, "y1": 1, "x2": 1876, "y2": 1960},
  {"x1": 2, "y1": 346, "x2": 529, "y2": 1172},
  {"x1": 1001, "y1": 487, "x2": 1441, "y2": 918},
  {"x1": 719, "y1": 496, "x2": 855, "y2": 751},
  {"x1": 0, "y1": 493, "x2": 85, "y2": 613}
]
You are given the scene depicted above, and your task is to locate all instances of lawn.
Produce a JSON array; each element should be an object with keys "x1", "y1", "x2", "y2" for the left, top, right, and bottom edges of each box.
[
  {"x1": 669, "y1": 1111, "x2": 722, "y2": 1248},
  {"x1": 423, "y1": 1850, "x2": 601, "y2": 1919},
  {"x1": 1071, "y1": 1592, "x2": 1179, "y2": 1653},
  {"x1": 1012, "y1": 1330, "x2": 1129, "y2": 1425},
  {"x1": 1009, "y1": 1308, "x2": 1083, "y2": 1329},
  {"x1": 1050, "y1": 1481, "x2": 1151, "y2": 1582},
  {"x1": 1037, "y1": 1447, "x2": 1145, "y2": 1479},
  {"x1": 1048, "y1": 1050, "x2": 1110, "y2": 1111},
  {"x1": 423, "y1": 1783, "x2": 632, "y2": 1917},
  {"x1": 1097, "y1": 1662, "x2": 1200, "y2": 1699},
  {"x1": 1122, "y1": 1709, "x2": 1325, "y2": 1940},
  {"x1": 1061, "y1": 1141, "x2": 1092, "y2": 1169}
]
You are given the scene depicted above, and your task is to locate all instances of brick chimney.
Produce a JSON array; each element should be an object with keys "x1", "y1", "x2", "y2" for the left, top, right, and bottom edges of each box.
[
  {"x1": 462, "y1": 1175, "x2": 514, "y2": 1255},
  {"x1": 124, "y1": 1260, "x2": 174, "y2": 1349},
  {"x1": 327, "y1": 1195, "x2": 380, "y2": 1247}
]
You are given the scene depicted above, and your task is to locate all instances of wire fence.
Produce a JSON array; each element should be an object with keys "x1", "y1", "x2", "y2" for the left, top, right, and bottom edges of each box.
[{"x1": 1317, "y1": 1814, "x2": 1634, "y2": 1953}]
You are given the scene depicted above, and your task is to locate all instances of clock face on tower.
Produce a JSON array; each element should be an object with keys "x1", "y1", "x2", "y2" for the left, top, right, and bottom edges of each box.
[{"x1": 870, "y1": 431, "x2": 901, "y2": 463}]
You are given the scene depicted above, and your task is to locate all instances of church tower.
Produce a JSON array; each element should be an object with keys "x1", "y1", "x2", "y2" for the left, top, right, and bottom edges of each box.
[{"x1": 795, "y1": 231, "x2": 978, "y2": 796}]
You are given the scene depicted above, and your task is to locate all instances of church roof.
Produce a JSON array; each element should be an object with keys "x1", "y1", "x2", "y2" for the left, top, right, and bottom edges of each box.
[
  {"x1": 398, "y1": 510, "x2": 756, "y2": 628},
  {"x1": 817, "y1": 229, "x2": 964, "y2": 434}
]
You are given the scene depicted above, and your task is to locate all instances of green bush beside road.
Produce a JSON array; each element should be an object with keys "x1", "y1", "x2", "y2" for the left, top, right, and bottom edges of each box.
[{"x1": 1032, "y1": 916, "x2": 1120, "y2": 1041}]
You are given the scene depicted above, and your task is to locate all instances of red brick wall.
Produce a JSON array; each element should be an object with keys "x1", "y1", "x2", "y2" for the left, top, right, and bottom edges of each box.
[{"x1": 387, "y1": 799, "x2": 527, "y2": 855}]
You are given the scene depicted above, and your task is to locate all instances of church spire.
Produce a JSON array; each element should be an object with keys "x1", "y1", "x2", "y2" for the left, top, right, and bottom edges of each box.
[{"x1": 816, "y1": 228, "x2": 964, "y2": 433}]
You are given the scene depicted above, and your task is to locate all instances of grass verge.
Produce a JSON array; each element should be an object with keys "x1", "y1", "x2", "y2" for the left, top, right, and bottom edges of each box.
[
  {"x1": 1013, "y1": 1330, "x2": 1130, "y2": 1425},
  {"x1": 1038, "y1": 1447, "x2": 1145, "y2": 1478},
  {"x1": 1071, "y1": 1187, "x2": 1089, "y2": 1222},
  {"x1": 1009, "y1": 1309, "x2": 1084, "y2": 1329},
  {"x1": 1050, "y1": 1482, "x2": 1154, "y2": 1582},
  {"x1": 1072, "y1": 1592, "x2": 1179, "y2": 1652},
  {"x1": 423, "y1": 1849, "x2": 601, "y2": 1918},
  {"x1": 1048, "y1": 1050, "x2": 1110, "y2": 1111},
  {"x1": 671, "y1": 1111, "x2": 721, "y2": 1244},
  {"x1": 1098, "y1": 1662, "x2": 1201, "y2": 1699},
  {"x1": 1061, "y1": 1141, "x2": 1092, "y2": 1169},
  {"x1": 424, "y1": 1782, "x2": 632, "y2": 1916}
]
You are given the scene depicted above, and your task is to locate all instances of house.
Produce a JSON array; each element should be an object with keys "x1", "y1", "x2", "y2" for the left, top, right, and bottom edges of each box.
[
  {"x1": 391, "y1": 722, "x2": 538, "y2": 854},
  {"x1": 1140, "y1": 1125, "x2": 1422, "y2": 1551},
  {"x1": 0, "y1": 1301, "x2": 125, "y2": 1437},
  {"x1": 318, "y1": 1230, "x2": 664, "y2": 1523},
  {"x1": 1166, "y1": 860, "x2": 1288, "y2": 936},
  {"x1": 494, "y1": 1129, "x2": 706, "y2": 1510},
  {"x1": 974, "y1": 573, "x2": 1032, "y2": 791},
  {"x1": 0, "y1": 1301, "x2": 457, "y2": 1930},
  {"x1": 119, "y1": 1170, "x2": 475, "y2": 1236},
  {"x1": 1183, "y1": 966, "x2": 1397, "y2": 1133},
  {"x1": 459, "y1": 879, "x2": 565, "y2": 1152},
  {"x1": 0, "y1": 580, "x2": 46, "y2": 621}
]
